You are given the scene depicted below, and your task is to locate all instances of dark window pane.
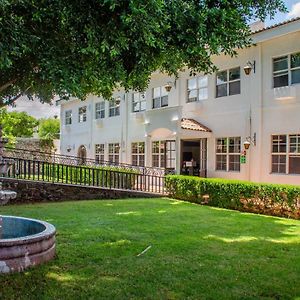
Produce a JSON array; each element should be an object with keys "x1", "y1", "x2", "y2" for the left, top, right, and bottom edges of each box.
[
  {"x1": 291, "y1": 53, "x2": 300, "y2": 68},
  {"x1": 273, "y1": 56, "x2": 288, "y2": 72},
  {"x1": 161, "y1": 96, "x2": 168, "y2": 107},
  {"x1": 289, "y1": 156, "x2": 300, "y2": 174},
  {"x1": 291, "y1": 69, "x2": 300, "y2": 84},
  {"x1": 216, "y1": 84, "x2": 227, "y2": 98},
  {"x1": 229, "y1": 155, "x2": 240, "y2": 171},
  {"x1": 274, "y1": 74, "x2": 288, "y2": 88},
  {"x1": 229, "y1": 67, "x2": 240, "y2": 81},
  {"x1": 229, "y1": 81, "x2": 240, "y2": 95},
  {"x1": 272, "y1": 155, "x2": 286, "y2": 173},
  {"x1": 217, "y1": 71, "x2": 227, "y2": 85},
  {"x1": 153, "y1": 98, "x2": 160, "y2": 108}
]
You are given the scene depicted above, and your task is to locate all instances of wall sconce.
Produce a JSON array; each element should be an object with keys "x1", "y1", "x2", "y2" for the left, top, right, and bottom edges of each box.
[
  {"x1": 243, "y1": 133, "x2": 256, "y2": 150},
  {"x1": 165, "y1": 81, "x2": 176, "y2": 92},
  {"x1": 66, "y1": 146, "x2": 72, "y2": 152},
  {"x1": 244, "y1": 61, "x2": 256, "y2": 75}
]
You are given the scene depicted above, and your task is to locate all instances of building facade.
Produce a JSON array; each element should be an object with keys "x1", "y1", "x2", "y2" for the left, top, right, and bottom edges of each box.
[{"x1": 60, "y1": 18, "x2": 300, "y2": 185}]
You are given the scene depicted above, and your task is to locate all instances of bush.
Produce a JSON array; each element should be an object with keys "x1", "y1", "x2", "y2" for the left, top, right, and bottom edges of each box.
[{"x1": 165, "y1": 175, "x2": 300, "y2": 219}]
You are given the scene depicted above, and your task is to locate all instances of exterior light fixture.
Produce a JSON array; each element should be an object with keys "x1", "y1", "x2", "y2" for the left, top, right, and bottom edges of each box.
[
  {"x1": 244, "y1": 61, "x2": 256, "y2": 75},
  {"x1": 66, "y1": 146, "x2": 72, "y2": 152},
  {"x1": 164, "y1": 80, "x2": 176, "y2": 92},
  {"x1": 243, "y1": 133, "x2": 256, "y2": 150}
]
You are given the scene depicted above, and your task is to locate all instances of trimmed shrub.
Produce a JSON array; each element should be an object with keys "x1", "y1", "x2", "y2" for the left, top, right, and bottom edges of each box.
[{"x1": 165, "y1": 175, "x2": 300, "y2": 219}]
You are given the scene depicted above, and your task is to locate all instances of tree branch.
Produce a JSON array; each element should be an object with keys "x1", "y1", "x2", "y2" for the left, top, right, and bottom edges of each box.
[
  {"x1": 0, "y1": 86, "x2": 31, "y2": 108},
  {"x1": 0, "y1": 80, "x2": 17, "y2": 93}
]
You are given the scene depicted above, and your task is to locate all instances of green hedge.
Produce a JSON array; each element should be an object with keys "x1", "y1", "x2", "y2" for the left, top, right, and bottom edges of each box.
[{"x1": 165, "y1": 175, "x2": 300, "y2": 219}]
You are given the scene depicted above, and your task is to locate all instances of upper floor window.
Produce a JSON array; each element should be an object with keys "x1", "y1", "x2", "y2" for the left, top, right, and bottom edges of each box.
[
  {"x1": 132, "y1": 92, "x2": 146, "y2": 112},
  {"x1": 216, "y1": 137, "x2": 241, "y2": 172},
  {"x1": 152, "y1": 86, "x2": 168, "y2": 109},
  {"x1": 95, "y1": 144, "x2": 105, "y2": 163},
  {"x1": 78, "y1": 106, "x2": 87, "y2": 123},
  {"x1": 65, "y1": 110, "x2": 72, "y2": 125},
  {"x1": 109, "y1": 98, "x2": 120, "y2": 117},
  {"x1": 271, "y1": 134, "x2": 300, "y2": 174},
  {"x1": 187, "y1": 76, "x2": 208, "y2": 102},
  {"x1": 273, "y1": 52, "x2": 300, "y2": 88},
  {"x1": 108, "y1": 143, "x2": 120, "y2": 164},
  {"x1": 216, "y1": 67, "x2": 240, "y2": 98},
  {"x1": 132, "y1": 142, "x2": 145, "y2": 166},
  {"x1": 95, "y1": 102, "x2": 105, "y2": 119}
]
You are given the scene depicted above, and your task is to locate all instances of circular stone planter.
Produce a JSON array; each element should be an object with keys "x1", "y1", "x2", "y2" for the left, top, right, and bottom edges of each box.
[{"x1": 0, "y1": 216, "x2": 56, "y2": 274}]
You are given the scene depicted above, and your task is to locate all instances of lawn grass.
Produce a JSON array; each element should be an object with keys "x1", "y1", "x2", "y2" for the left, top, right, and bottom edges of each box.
[{"x1": 0, "y1": 198, "x2": 300, "y2": 300}]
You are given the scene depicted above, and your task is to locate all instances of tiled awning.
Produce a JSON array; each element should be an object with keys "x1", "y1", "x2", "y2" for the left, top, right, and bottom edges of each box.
[{"x1": 181, "y1": 118, "x2": 212, "y2": 132}]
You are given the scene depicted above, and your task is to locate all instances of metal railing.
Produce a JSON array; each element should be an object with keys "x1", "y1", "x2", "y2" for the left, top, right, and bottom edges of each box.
[
  {"x1": 1, "y1": 156, "x2": 166, "y2": 195},
  {"x1": 3, "y1": 147, "x2": 166, "y2": 177}
]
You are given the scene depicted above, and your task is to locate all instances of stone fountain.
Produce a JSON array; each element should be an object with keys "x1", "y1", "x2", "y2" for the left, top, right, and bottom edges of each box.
[{"x1": 0, "y1": 126, "x2": 56, "y2": 273}]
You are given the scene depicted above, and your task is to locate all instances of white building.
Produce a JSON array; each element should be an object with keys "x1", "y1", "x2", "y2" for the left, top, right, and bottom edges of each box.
[{"x1": 60, "y1": 18, "x2": 300, "y2": 185}]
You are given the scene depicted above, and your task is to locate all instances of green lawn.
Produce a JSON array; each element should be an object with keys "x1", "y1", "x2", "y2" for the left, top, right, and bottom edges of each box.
[{"x1": 1, "y1": 199, "x2": 300, "y2": 300}]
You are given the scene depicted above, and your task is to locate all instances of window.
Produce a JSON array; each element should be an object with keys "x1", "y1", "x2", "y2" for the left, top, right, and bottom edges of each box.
[
  {"x1": 273, "y1": 52, "x2": 300, "y2": 88},
  {"x1": 152, "y1": 86, "x2": 168, "y2": 109},
  {"x1": 132, "y1": 92, "x2": 146, "y2": 112},
  {"x1": 95, "y1": 102, "x2": 105, "y2": 119},
  {"x1": 216, "y1": 137, "x2": 241, "y2": 171},
  {"x1": 65, "y1": 110, "x2": 72, "y2": 125},
  {"x1": 152, "y1": 140, "x2": 176, "y2": 168},
  {"x1": 271, "y1": 134, "x2": 300, "y2": 174},
  {"x1": 95, "y1": 144, "x2": 105, "y2": 163},
  {"x1": 132, "y1": 142, "x2": 145, "y2": 166},
  {"x1": 216, "y1": 67, "x2": 240, "y2": 98},
  {"x1": 187, "y1": 76, "x2": 208, "y2": 102},
  {"x1": 78, "y1": 106, "x2": 87, "y2": 123},
  {"x1": 108, "y1": 143, "x2": 120, "y2": 164},
  {"x1": 109, "y1": 98, "x2": 120, "y2": 117}
]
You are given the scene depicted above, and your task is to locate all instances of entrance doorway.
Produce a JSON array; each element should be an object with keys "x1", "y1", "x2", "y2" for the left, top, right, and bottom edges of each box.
[
  {"x1": 77, "y1": 145, "x2": 87, "y2": 165},
  {"x1": 181, "y1": 139, "x2": 207, "y2": 177}
]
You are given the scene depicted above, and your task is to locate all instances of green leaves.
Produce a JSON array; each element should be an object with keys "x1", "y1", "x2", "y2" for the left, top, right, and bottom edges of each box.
[
  {"x1": 165, "y1": 175, "x2": 300, "y2": 219},
  {"x1": 0, "y1": 0, "x2": 286, "y2": 103}
]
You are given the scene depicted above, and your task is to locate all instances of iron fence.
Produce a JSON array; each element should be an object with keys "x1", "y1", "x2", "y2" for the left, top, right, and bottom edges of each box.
[{"x1": 2, "y1": 157, "x2": 165, "y2": 194}]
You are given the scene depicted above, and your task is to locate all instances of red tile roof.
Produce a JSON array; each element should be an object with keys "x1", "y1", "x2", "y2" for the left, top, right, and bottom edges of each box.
[
  {"x1": 252, "y1": 17, "x2": 300, "y2": 34},
  {"x1": 181, "y1": 118, "x2": 211, "y2": 132}
]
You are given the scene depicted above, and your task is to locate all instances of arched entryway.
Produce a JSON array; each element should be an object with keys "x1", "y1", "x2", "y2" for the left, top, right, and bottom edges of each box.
[{"x1": 77, "y1": 145, "x2": 87, "y2": 165}]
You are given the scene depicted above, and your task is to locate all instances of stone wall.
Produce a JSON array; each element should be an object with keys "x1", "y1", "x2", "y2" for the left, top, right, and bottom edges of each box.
[{"x1": 1, "y1": 178, "x2": 160, "y2": 204}]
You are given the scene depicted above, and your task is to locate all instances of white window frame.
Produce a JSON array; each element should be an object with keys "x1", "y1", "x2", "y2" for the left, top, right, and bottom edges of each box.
[
  {"x1": 215, "y1": 137, "x2": 241, "y2": 172},
  {"x1": 78, "y1": 106, "x2": 87, "y2": 123},
  {"x1": 131, "y1": 142, "x2": 145, "y2": 166},
  {"x1": 95, "y1": 144, "x2": 105, "y2": 163},
  {"x1": 95, "y1": 102, "x2": 105, "y2": 119},
  {"x1": 187, "y1": 75, "x2": 208, "y2": 102},
  {"x1": 151, "y1": 140, "x2": 176, "y2": 168},
  {"x1": 65, "y1": 110, "x2": 72, "y2": 125},
  {"x1": 108, "y1": 143, "x2": 120, "y2": 164},
  {"x1": 152, "y1": 86, "x2": 168, "y2": 109},
  {"x1": 109, "y1": 99, "x2": 120, "y2": 117},
  {"x1": 273, "y1": 52, "x2": 300, "y2": 88},
  {"x1": 271, "y1": 134, "x2": 300, "y2": 174},
  {"x1": 216, "y1": 67, "x2": 241, "y2": 98},
  {"x1": 132, "y1": 92, "x2": 146, "y2": 112}
]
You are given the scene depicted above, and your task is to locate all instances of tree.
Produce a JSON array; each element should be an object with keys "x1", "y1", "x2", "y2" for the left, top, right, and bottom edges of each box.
[
  {"x1": 0, "y1": 0, "x2": 286, "y2": 107},
  {"x1": 38, "y1": 118, "x2": 60, "y2": 140},
  {"x1": 0, "y1": 109, "x2": 38, "y2": 145}
]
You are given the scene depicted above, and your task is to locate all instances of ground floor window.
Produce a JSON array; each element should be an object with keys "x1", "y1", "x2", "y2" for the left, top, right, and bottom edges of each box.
[
  {"x1": 95, "y1": 144, "x2": 105, "y2": 163},
  {"x1": 108, "y1": 143, "x2": 120, "y2": 164},
  {"x1": 216, "y1": 137, "x2": 241, "y2": 172},
  {"x1": 132, "y1": 142, "x2": 145, "y2": 166},
  {"x1": 272, "y1": 134, "x2": 300, "y2": 174},
  {"x1": 152, "y1": 140, "x2": 175, "y2": 168}
]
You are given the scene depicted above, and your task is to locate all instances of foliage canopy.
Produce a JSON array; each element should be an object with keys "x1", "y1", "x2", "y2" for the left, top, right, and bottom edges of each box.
[{"x1": 0, "y1": 0, "x2": 286, "y2": 105}]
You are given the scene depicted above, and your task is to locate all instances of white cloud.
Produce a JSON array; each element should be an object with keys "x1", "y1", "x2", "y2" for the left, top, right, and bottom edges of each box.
[
  {"x1": 7, "y1": 96, "x2": 60, "y2": 119},
  {"x1": 287, "y1": 1, "x2": 300, "y2": 19}
]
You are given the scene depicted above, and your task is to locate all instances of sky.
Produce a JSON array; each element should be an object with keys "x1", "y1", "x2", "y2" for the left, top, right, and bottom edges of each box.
[{"x1": 8, "y1": 0, "x2": 300, "y2": 120}]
